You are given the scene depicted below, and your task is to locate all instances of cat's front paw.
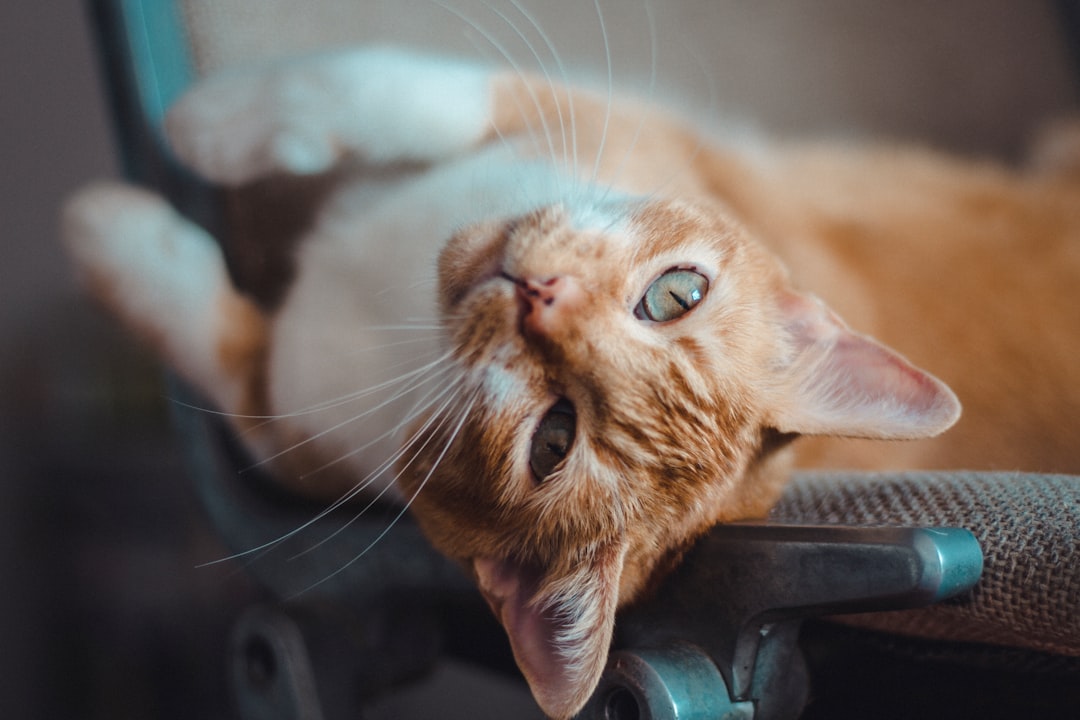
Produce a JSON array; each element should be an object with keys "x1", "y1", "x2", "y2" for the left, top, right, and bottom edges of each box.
[
  {"x1": 165, "y1": 63, "x2": 343, "y2": 185},
  {"x1": 165, "y1": 48, "x2": 492, "y2": 186}
]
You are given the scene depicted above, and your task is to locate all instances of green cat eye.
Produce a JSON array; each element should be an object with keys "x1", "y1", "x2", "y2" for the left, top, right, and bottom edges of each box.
[
  {"x1": 636, "y1": 268, "x2": 709, "y2": 322},
  {"x1": 529, "y1": 399, "x2": 576, "y2": 481}
]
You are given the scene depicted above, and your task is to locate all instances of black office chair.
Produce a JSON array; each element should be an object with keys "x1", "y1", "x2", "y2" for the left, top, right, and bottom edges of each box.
[{"x1": 83, "y1": 2, "x2": 1080, "y2": 718}]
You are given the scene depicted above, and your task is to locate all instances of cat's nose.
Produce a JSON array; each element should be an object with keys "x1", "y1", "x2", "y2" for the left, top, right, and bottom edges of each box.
[{"x1": 513, "y1": 275, "x2": 586, "y2": 340}]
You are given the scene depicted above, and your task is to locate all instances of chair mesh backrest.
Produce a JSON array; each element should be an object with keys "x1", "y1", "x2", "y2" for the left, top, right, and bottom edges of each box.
[{"x1": 773, "y1": 472, "x2": 1080, "y2": 657}]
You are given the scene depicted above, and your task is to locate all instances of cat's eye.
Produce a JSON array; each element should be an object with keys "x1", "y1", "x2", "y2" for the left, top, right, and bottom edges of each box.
[
  {"x1": 529, "y1": 399, "x2": 576, "y2": 481},
  {"x1": 635, "y1": 268, "x2": 709, "y2": 322}
]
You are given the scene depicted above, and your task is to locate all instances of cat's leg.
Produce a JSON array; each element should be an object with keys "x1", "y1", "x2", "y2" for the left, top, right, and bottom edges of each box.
[
  {"x1": 63, "y1": 181, "x2": 268, "y2": 421},
  {"x1": 164, "y1": 47, "x2": 648, "y2": 190},
  {"x1": 165, "y1": 48, "x2": 494, "y2": 185}
]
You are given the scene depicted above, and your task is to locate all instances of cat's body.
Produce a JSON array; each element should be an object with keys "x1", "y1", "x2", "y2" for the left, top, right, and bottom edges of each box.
[
  {"x1": 64, "y1": 47, "x2": 1079, "y2": 718},
  {"x1": 714, "y1": 139, "x2": 1080, "y2": 475}
]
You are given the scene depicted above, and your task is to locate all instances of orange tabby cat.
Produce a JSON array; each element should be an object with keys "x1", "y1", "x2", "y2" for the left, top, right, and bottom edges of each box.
[{"x1": 63, "y1": 47, "x2": 1079, "y2": 718}]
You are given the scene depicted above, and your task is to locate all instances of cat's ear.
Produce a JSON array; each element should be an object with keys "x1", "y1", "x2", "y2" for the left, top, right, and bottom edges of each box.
[
  {"x1": 769, "y1": 290, "x2": 961, "y2": 439},
  {"x1": 473, "y1": 542, "x2": 625, "y2": 720}
]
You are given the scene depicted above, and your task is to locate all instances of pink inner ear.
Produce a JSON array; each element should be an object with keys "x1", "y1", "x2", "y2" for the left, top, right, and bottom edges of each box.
[
  {"x1": 772, "y1": 291, "x2": 961, "y2": 439},
  {"x1": 473, "y1": 557, "x2": 573, "y2": 698},
  {"x1": 473, "y1": 547, "x2": 623, "y2": 720}
]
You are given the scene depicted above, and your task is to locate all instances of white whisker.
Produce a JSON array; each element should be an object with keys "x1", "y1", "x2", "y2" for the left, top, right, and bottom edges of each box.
[
  {"x1": 168, "y1": 343, "x2": 450, "y2": 428},
  {"x1": 392, "y1": 358, "x2": 465, "y2": 435},
  {"x1": 333, "y1": 337, "x2": 443, "y2": 360},
  {"x1": 473, "y1": 8, "x2": 564, "y2": 193},
  {"x1": 238, "y1": 350, "x2": 457, "y2": 471},
  {"x1": 287, "y1": 386, "x2": 481, "y2": 598},
  {"x1": 485, "y1": 0, "x2": 571, "y2": 177},
  {"x1": 507, "y1": 0, "x2": 579, "y2": 183},
  {"x1": 432, "y1": 0, "x2": 557, "y2": 184},
  {"x1": 344, "y1": 323, "x2": 442, "y2": 332},
  {"x1": 295, "y1": 361, "x2": 463, "y2": 480},
  {"x1": 599, "y1": 0, "x2": 658, "y2": 204},
  {"x1": 197, "y1": 371, "x2": 468, "y2": 569},
  {"x1": 284, "y1": 374, "x2": 470, "y2": 560},
  {"x1": 589, "y1": 0, "x2": 614, "y2": 191}
]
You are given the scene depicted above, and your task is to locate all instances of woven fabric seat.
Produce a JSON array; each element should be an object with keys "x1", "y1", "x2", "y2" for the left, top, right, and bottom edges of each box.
[{"x1": 774, "y1": 472, "x2": 1080, "y2": 658}]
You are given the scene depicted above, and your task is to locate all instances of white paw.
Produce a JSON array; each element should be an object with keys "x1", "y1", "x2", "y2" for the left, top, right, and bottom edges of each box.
[
  {"x1": 62, "y1": 182, "x2": 236, "y2": 396},
  {"x1": 165, "y1": 48, "x2": 493, "y2": 186},
  {"x1": 164, "y1": 63, "x2": 339, "y2": 185},
  {"x1": 63, "y1": 181, "x2": 226, "y2": 308}
]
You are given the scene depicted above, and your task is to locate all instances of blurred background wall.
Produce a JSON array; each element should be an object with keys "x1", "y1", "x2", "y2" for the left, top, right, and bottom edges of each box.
[
  {"x1": 1, "y1": 5, "x2": 261, "y2": 719},
  {"x1": 0, "y1": 2, "x2": 1076, "y2": 718}
]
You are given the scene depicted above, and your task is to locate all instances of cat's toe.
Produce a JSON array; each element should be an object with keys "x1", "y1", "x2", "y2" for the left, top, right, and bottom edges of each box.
[
  {"x1": 62, "y1": 181, "x2": 224, "y2": 309},
  {"x1": 164, "y1": 65, "x2": 349, "y2": 185},
  {"x1": 267, "y1": 128, "x2": 337, "y2": 176},
  {"x1": 164, "y1": 84, "x2": 274, "y2": 185},
  {"x1": 165, "y1": 68, "x2": 319, "y2": 185}
]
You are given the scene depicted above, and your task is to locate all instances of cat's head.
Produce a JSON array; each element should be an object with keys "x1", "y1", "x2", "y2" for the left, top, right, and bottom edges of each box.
[{"x1": 396, "y1": 197, "x2": 959, "y2": 719}]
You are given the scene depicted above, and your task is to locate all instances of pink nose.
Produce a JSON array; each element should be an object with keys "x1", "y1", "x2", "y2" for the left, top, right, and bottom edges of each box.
[{"x1": 514, "y1": 275, "x2": 586, "y2": 339}]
